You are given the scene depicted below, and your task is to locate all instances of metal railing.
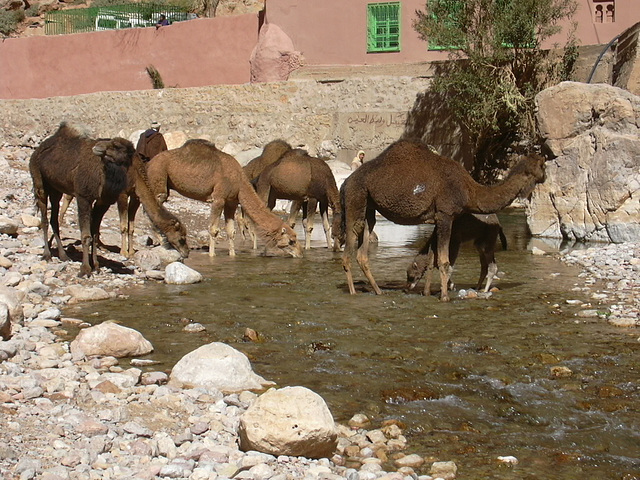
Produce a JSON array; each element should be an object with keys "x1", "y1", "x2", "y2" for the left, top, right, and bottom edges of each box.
[{"x1": 45, "y1": 3, "x2": 194, "y2": 36}]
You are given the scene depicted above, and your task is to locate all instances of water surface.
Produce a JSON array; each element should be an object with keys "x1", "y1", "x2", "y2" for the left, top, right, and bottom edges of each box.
[{"x1": 66, "y1": 210, "x2": 640, "y2": 479}]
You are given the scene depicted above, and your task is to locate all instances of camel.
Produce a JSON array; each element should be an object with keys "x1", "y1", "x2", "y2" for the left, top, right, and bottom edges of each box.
[
  {"x1": 58, "y1": 126, "x2": 169, "y2": 258},
  {"x1": 254, "y1": 148, "x2": 342, "y2": 251},
  {"x1": 340, "y1": 139, "x2": 546, "y2": 300},
  {"x1": 29, "y1": 123, "x2": 188, "y2": 277},
  {"x1": 145, "y1": 139, "x2": 303, "y2": 258},
  {"x1": 406, "y1": 213, "x2": 508, "y2": 296},
  {"x1": 239, "y1": 139, "x2": 293, "y2": 243}
]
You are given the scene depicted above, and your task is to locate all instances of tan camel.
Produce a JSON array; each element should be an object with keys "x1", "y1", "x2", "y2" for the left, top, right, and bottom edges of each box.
[
  {"x1": 254, "y1": 148, "x2": 342, "y2": 251},
  {"x1": 145, "y1": 139, "x2": 303, "y2": 258},
  {"x1": 340, "y1": 139, "x2": 546, "y2": 300},
  {"x1": 406, "y1": 213, "x2": 507, "y2": 296},
  {"x1": 29, "y1": 123, "x2": 188, "y2": 277}
]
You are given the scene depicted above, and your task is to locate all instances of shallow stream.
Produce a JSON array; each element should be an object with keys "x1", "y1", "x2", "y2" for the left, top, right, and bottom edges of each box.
[{"x1": 65, "y1": 209, "x2": 640, "y2": 479}]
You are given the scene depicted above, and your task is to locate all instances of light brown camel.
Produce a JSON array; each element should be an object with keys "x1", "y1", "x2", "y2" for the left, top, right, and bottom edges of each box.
[
  {"x1": 254, "y1": 148, "x2": 342, "y2": 251},
  {"x1": 145, "y1": 139, "x2": 303, "y2": 258},
  {"x1": 406, "y1": 213, "x2": 507, "y2": 296},
  {"x1": 29, "y1": 123, "x2": 188, "y2": 277},
  {"x1": 340, "y1": 139, "x2": 546, "y2": 300}
]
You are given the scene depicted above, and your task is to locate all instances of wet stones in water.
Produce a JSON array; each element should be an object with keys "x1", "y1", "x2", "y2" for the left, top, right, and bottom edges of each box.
[
  {"x1": 307, "y1": 341, "x2": 333, "y2": 353},
  {"x1": 381, "y1": 387, "x2": 439, "y2": 405}
]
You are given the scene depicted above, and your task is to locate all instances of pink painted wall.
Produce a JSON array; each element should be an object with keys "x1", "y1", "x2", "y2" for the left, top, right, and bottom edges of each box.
[
  {"x1": 0, "y1": 15, "x2": 258, "y2": 99},
  {"x1": 264, "y1": 0, "x2": 449, "y2": 65},
  {"x1": 266, "y1": 0, "x2": 640, "y2": 64}
]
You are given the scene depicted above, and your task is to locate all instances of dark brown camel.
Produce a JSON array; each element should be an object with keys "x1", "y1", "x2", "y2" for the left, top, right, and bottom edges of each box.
[
  {"x1": 29, "y1": 123, "x2": 188, "y2": 277},
  {"x1": 254, "y1": 148, "x2": 342, "y2": 251},
  {"x1": 145, "y1": 139, "x2": 303, "y2": 258},
  {"x1": 340, "y1": 139, "x2": 546, "y2": 300},
  {"x1": 406, "y1": 213, "x2": 507, "y2": 296},
  {"x1": 58, "y1": 127, "x2": 169, "y2": 258}
]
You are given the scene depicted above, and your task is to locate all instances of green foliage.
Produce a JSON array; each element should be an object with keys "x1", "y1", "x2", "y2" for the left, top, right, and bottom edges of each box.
[
  {"x1": 0, "y1": 9, "x2": 25, "y2": 36},
  {"x1": 25, "y1": 3, "x2": 41, "y2": 17},
  {"x1": 414, "y1": 0, "x2": 578, "y2": 180}
]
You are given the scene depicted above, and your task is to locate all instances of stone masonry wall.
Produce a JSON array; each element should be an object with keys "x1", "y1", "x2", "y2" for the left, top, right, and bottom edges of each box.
[{"x1": 0, "y1": 77, "x2": 432, "y2": 165}]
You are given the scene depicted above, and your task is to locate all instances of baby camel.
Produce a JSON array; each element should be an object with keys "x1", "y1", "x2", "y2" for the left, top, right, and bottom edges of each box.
[
  {"x1": 341, "y1": 139, "x2": 546, "y2": 300},
  {"x1": 146, "y1": 139, "x2": 303, "y2": 258},
  {"x1": 406, "y1": 213, "x2": 507, "y2": 296}
]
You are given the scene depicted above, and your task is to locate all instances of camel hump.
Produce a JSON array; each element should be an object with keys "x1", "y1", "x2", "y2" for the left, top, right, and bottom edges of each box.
[{"x1": 183, "y1": 138, "x2": 217, "y2": 149}]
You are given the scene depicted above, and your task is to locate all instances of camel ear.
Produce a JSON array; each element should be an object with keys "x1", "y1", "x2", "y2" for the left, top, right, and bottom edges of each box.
[{"x1": 92, "y1": 142, "x2": 107, "y2": 157}]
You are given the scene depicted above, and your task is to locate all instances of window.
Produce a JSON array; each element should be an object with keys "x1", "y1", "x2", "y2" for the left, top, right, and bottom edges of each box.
[
  {"x1": 592, "y1": 1, "x2": 615, "y2": 24},
  {"x1": 367, "y1": 2, "x2": 400, "y2": 53}
]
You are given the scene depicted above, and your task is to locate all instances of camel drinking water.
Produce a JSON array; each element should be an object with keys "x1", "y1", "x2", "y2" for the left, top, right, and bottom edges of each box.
[
  {"x1": 340, "y1": 139, "x2": 546, "y2": 300},
  {"x1": 254, "y1": 148, "x2": 342, "y2": 251},
  {"x1": 406, "y1": 213, "x2": 508, "y2": 296},
  {"x1": 29, "y1": 123, "x2": 188, "y2": 277},
  {"x1": 145, "y1": 139, "x2": 303, "y2": 258}
]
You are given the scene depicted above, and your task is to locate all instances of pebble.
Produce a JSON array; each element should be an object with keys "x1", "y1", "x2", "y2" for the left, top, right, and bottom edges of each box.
[{"x1": 561, "y1": 243, "x2": 639, "y2": 327}]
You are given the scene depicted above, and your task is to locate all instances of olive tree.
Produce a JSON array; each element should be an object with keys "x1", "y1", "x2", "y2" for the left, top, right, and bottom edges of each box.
[{"x1": 413, "y1": 0, "x2": 578, "y2": 180}]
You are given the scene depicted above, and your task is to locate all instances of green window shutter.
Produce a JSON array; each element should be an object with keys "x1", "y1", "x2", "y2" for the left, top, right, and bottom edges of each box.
[{"x1": 367, "y1": 2, "x2": 401, "y2": 53}]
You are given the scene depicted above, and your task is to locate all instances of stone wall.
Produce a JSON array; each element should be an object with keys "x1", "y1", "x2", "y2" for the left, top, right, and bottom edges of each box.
[{"x1": 0, "y1": 77, "x2": 433, "y2": 165}]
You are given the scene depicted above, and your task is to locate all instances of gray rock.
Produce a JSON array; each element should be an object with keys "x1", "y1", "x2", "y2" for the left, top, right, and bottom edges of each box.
[{"x1": 70, "y1": 321, "x2": 153, "y2": 358}]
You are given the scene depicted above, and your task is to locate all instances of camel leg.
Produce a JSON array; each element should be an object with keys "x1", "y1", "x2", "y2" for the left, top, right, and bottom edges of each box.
[
  {"x1": 287, "y1": 200, "x2": 303, "y2": 229},
  {"x1": 76, "y1": 197, "x2": 94, "y2": 277},
  {"x1": 303, "y1": 199, "x2": 318, "y2": 250},
  {"x1": 208, "y1": 198, "x2": 225, "y2": 257},
  {"x1": 34, "y1": 188, "x2": 52, "y2": 260},
  {"x1": 435, "y1": 214, "x2": 453, "y2": 302},
  {"x1": 90, "y1": 203, "x2": 111, "y2": 274},
  {"x1": 59, "y1": 193, "x2": 74, "y2": 224},
  {"x1": 125, "y1": 194, "x2": 140, "y2": 258},
  {"x1": 117, "y1": 193, "x2": 129, "y2": 257},
  {"x1": 48, "y1": 191, "x2": 69, "y2": 261},
  {"x1": 319, "y1": 200, "x2": 332, "y2": 249},
  {"x1": 424, "y1": 249, "x2": 435, "y2": 296},
  {"x1": 223, "y1": 201, "x2": 238, "y2": 257},
  {"x1": 357, "y1": 210, "x2": 382, "y2": 295}
]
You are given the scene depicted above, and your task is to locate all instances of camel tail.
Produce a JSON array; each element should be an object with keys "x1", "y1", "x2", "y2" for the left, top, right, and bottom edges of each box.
[{"x1": 499, "y1": 227, "x2": 508, "y2": 251}]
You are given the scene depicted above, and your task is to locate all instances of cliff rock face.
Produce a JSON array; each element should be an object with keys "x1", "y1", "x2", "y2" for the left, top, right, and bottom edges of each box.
[{"x1": 529, "y1": 81, "x2": 640, "y2": 243}]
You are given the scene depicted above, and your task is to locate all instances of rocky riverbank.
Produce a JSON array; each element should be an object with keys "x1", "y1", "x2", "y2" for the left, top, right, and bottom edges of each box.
[{"x1": 1, "y1": 143, "x2": 638, "y2": 480}]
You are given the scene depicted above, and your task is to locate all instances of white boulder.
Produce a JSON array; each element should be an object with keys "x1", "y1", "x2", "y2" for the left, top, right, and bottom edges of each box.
[
  {"x1": 169, "y1": 342, "x2": 274, "y2": 393},
  {"x1": 165, "y1": 262, "x2": 202, "y2": 284},
  {"x1": 238, "y1": 386, "x2": 338, "y2": 458},
  {"x1": 70, "y1": 321, "x2": 153, "y2": 358}
]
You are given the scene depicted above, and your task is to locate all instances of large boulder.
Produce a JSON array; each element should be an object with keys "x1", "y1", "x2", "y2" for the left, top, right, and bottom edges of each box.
[
  {"x1": 238, "y1": 386, "x2": 338, "y2": 458},
  {"x1": 70, "y1": 321, "x2": 153, "y2": 358},
  {"x1": 249, "y1": 23, "x2": 304, "y2": 83},
  {"x1": 169, "y1": 342, "x2": 275, "y2": 393},
  {"x1": 530, "y1": 82, "x2": 640, "y2": 242}
]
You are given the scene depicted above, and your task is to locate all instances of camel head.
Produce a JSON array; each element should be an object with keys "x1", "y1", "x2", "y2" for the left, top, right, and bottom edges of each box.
[
  {"x1": 511, "y1": 153, "x2": 547, "y2": 199},
  {"x1": 406, "y1": 257, "x2": 428, "y2": 290},
  {"x1": 165, "y1": 217, "x2": 190, "y2": 259},
  {"x1": 265, "y1": 225, "x2": 303, "y2": 258},
  {"x1": 92, "y1": 138, "x2": 135, "y2": 167}
]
